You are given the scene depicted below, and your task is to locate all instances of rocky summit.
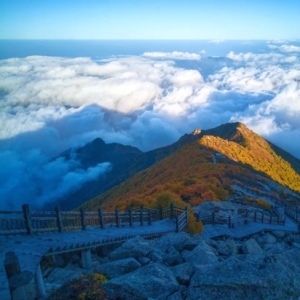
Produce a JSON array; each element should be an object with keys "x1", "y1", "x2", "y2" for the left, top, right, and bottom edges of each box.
[{"x1": 45, "y1": 230, "x2": 300, "y2": 299}]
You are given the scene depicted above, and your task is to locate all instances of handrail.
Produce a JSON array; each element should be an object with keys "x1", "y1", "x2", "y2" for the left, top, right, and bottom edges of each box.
[
  {"x1": 197, "y1": 207, "x2": 286, "y2": 228},
  {"x1": 0, "y1": 203, "x2": 188, "y2": 235}
]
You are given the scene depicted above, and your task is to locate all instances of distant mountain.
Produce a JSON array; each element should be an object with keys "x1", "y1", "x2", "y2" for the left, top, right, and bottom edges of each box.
[
  {"x1": 47, "y1": 130, "x2": 203, "y2": 210},
  {"x1": 80, "y1": 122, "x2": 300, "y2": 213}
]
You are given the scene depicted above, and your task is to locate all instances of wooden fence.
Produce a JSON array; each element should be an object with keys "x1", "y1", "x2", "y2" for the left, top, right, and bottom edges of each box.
[
  {"x1": 0, "y1": 203, "x2": 188, "y2": 235},
  {"x1": 284, "y1": 207, "x2": 300, "y2": 225},
  {"x1": 197, "y1": 208, "x2": 285, "y2": 228}
]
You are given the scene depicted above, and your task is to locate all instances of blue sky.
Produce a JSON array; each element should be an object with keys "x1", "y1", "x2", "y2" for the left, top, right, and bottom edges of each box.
[{"x1": 1, "y1": 0, "x2": 300, "y2": 40}]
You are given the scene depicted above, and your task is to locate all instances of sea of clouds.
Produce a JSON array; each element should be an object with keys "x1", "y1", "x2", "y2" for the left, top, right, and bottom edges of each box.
[{"x1": 1, "y1": 42, "x2": 300, "y2": 209}]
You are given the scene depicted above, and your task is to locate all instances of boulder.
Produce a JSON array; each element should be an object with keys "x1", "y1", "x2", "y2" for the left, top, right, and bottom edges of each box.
[
  {"x1": 47, "y1": 267, "x2": 82, "y2": 285},
  {"x1": 256, "y1": 233, "x2": 276, "y2": 246},
  {"x1": 95, "y1": 257, "x2": 141, "y2": 279},
  {"x1": 154, "y1": 232, "x2": 191, "y2": 253},
  {"x1": 271, "y1": 231, "x2": 287, "y2": 240},
  {"x1": 208, "y1": 239, "x2": 237, "y2": 256},
  {"x1": 103, "y1": 263, "x2": 179, "y2": 300},
  {"x1": 182, "y1": 235, "x2": 204, "y2": 251},
  {"x1": 242, "y1": 238, "x2": 263, "y2": 255},
  {"x1": 170, "y1": 263, "x2": 194, "y2": 285},
  {"x1": 183, "y1": 240, "x2": 218, "y2": 268},
  {"x1": 166, "y1": 291, "x2": 183, "y2": 300},
  {"x1": 164, "y1": 246, "x2": 183, "y2": 266},
  {"x1": 147, "y1": 249, "x2": 164, "y2": 263},
  {"x1": 137, "y1": 256, "x2": 151, "y2": 265},
  {"x1": 109, "y1": 237, "x2": 153, "y2": 261},
  {"x1": 186, "y1": 249, "x2": 300, "y2": 300}
]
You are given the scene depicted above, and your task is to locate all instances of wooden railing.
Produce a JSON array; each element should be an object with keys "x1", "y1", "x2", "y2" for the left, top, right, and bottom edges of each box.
[
  {"x1": 285, "y1": 207, "x2": 300, "y2": 225},
  {"x1": 196, "y1": 208, "x2": 285, "y2": 228},
  {"x1": 0, "y1": 203, "x2": 188, "y2": 235}
]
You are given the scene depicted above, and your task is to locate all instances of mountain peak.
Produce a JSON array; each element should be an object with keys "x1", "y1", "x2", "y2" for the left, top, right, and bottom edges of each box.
[{"x1": 192, "y1": 128, "x2": 202, "y2": 135}]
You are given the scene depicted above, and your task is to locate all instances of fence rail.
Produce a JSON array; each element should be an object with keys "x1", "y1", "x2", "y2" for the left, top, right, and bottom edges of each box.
[
  {"x1": 285, "y1": 207, "x2": 300, "y2": 225},
  {"x1": 0, "y1": 203, "x2": 188, "y2": 235},
  {"x1": 197, "y1": 208, "x2": 285, "y2": 228}
]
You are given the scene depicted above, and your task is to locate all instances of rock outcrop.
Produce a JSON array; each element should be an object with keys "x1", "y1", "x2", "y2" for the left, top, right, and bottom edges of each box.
[{"x1": 46, "y1": 231, "x2": 300, "y2": 299}]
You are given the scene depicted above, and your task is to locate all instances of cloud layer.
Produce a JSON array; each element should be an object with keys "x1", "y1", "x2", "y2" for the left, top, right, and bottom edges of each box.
[{"x1": 1, "y1": 45, "x2": 300, "y2": 209}]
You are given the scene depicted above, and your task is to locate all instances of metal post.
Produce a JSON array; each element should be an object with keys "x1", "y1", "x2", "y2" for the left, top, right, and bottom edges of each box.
[
  {"x1": 55, "y1": 206, "x2": 63, "y2": 232},
  {"x1": 22, "y1": 204, "x2": 32, "y2": 235},
  {"x1": 228, "y1": 215, "x2": 231, "y2": 228},
  {"x1": 212, "y1": 212, "x2": 215, "y2": 224},
  {"x1": 170, "y1": 203, "x2": 174, "y2": 218},
  {"x1": 175, "y1": 216, "x2": 179, "y2": 232},
  {"x1": 115, "y1": 207, "x2": 120, "y2": 227},
  {"x1": 80, "y1": 208, "x2": 86, "y2": 230},
  {"x1": 35, "y1": 264, "x2": 47, "y2": 298},
  {"x1": 81, "y1": 249, "x2": 92, "y2": 269},
  {"x1": 254, "y1": 211, "x2": 257, "y2": 222},
  {"x1": 148, "y1": 209, "x2": 152, "y2": 225},
  {"x1": 129, "y1": 209, "x2": 133, "y2": 227},
  {"x1": 98, "y1": 207, "x2": 104, "y2": 229},
  {"x1": 140, "y1": 205, "x2": 144, "y2": 226},
  {"x1": 159, "y1": 207, "x2": 163, "y2": 220},
  {"x1": 185, "y1": 207, "x2": 188, "y2": 224}
]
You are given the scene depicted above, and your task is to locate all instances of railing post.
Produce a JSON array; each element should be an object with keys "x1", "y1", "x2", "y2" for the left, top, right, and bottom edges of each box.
[
  {"x1": 170, "y1": 203, "x2": 174, "y2": 218},
  {"x1": 228, "y1": 215, "x2": 231, "y2": 228},
  {"x1": 35, "y1": 264, "x2": 47, "y2": 298},
  {"x1": 175, "y1": 216, "x2": 179, "y2": 232},
  {"x1": 148, "y1": 209, "x2": 152, "y2": 225},
  {"x1": 212, "y1": 212, "x2": 215, "y2": 224},
  {"x1": 185, "y1": 206, "x2": 188, "y2": 224},
  {"x1": 22, "y1": 204, "x2": 32, "y2": 235},
  {"x1": 55, "y1": 206, "x2": 63, "y2": 232},
  {"x1": 115, "y1": 207, "x2": 120, "y2": 227},
  {"x1": 262, "y1": 212, "x2": 264, "y2": 223},
  {"x1": 129, "y1": 208, "x2": 133, "y2": 227},
  {"x1": 80, "y1": 208, "x2": 86, "y2": 230},
  {"x1": 246, "y1": 209, "x2": 248, "y2": 218},
  {"x1": 283, "y1": 217, "x2": 286, "y2": 225},
  {"x1": 140, "y1": 205, "x2": 144, "y2": 226},
  {"x1": 269, "y1": 214, "x2": 272, "y2": 224},
  {"x1": 98, "y1": 207, "x2": 104, "y2": 229},
  {"x1": 159, "y1": 207, "x2": 163, "y2": 220},
  {"x1": 254, "y1": 211, "x2": 257, "y2": 222}
]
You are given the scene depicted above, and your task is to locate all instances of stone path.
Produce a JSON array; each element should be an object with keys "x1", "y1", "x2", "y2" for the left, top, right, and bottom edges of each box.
[{"x1": 0, "y1": 218, "x2": 176, "y2": 300}]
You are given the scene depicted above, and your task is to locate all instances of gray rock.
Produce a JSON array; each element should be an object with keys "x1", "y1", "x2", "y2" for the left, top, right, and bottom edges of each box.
[
  {"x1": 47, "y1": 267, "x2": 82, "y2": 284},
  {"x1": 70, "y1": 254, "x2": 80, "y2": 264},
  {"x1": 167, "y1": 291, "x2": 183, "y2": 300},
  {"x1": 271, "y1": 230, "x2": 287, "y2": 239},
  {"x1": 264, "y1": 242, "x2": 287, "y2": 254},
  {"x1": 103, "y1": 263, "x2": 179, "y2": 300},
  {"x1": 208, "y1": 239, "x2": 237, "y2": 256},
  {"x1": 148, "y1": 249, "x2": 164, "y2": 262},
  {"x1": 242, "y1": 238, "x2": 263, "y2": 255},
  {"x1": 183, "y1": 240, "x2": 218, "y2": 267},
  {"x1": 256, "y1": 233, "x2": 276, "y2": 246},
  {"x1": 137, "y1": 256, "x2": 151, "y2": 265},
  {"x1": 95, "y1": 257, "x2": 141, "y2": 279},
  {"x1": 164, "y1": 246, "x2": 183, "y2": 266},
  {"x1": 170, "y1": 262, "x2": 194, "y2": 285},
  {"x1": 186, "y1": 249, "x2": 300, "y2": 300},
  {"x1": 154, "y1": 232, "x2": 191, "y2": 253},
  {"x1": 109, "y1": 236, "x2": 153, "y2": 261},
  {"x1": 183, "y1": 235, "x2": 203, "y2": 251}
]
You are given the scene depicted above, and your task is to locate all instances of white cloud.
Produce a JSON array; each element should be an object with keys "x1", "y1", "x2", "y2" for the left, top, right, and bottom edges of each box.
[
  {"x1": 142, "y1": 51, "x2": 201, "y2": 60},
  {"x1": 268, "y1": 44, "x2": 300, "y2": 53},
  {"x1": 1, "y1": 50, "x2": 300, "y2": 209}
]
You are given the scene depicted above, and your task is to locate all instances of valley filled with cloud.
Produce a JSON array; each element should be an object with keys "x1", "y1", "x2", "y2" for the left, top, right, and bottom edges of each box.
[{"x1": 1, "y1": 40, "x2": 300, "y2": 209}]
